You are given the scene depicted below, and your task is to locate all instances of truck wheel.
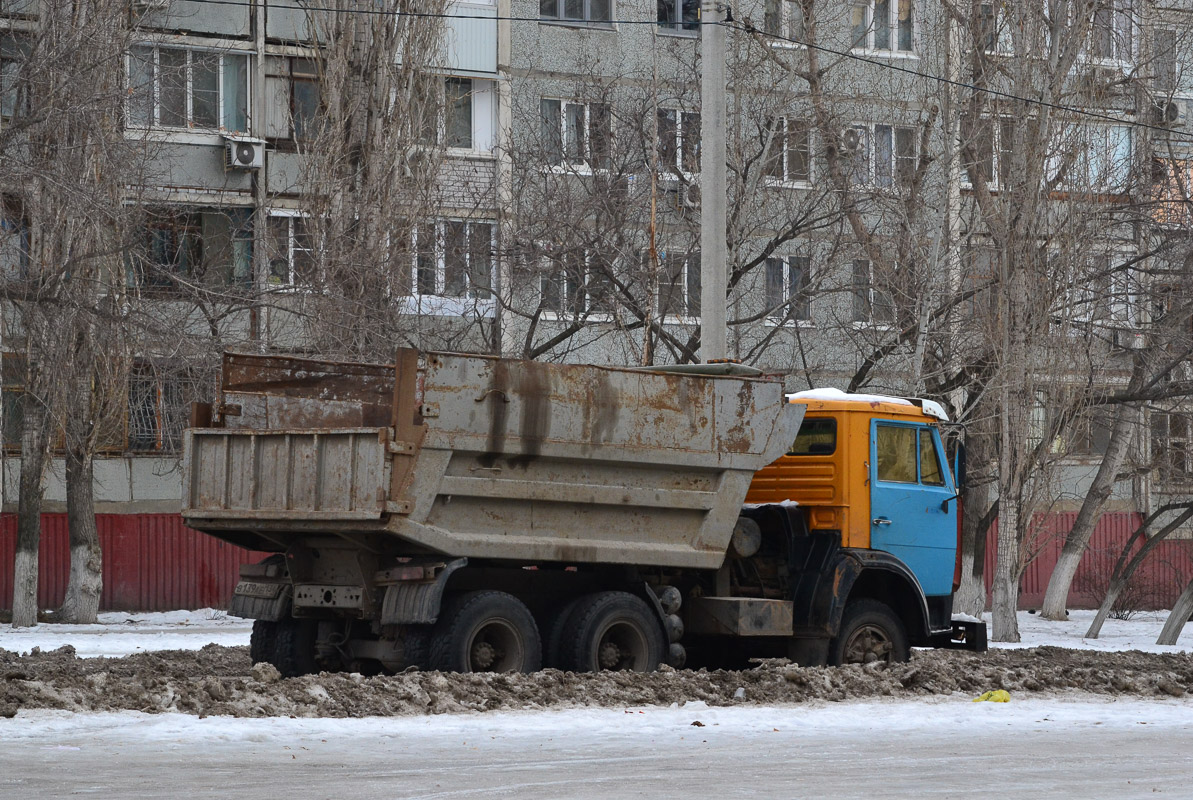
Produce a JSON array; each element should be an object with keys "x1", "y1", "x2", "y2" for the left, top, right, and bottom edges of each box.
[
  {"x1": 429, "y1": 591, "x2": 542, "y2": 673},
  {"x1": 829, "y1": 599, "x2": 909, "y2": 666},
  {"x1": 560, "y1": 592, "x2": 665, "y2": 672},
  {"x1": 249, "y1": 620, "x2": 277, "y2": 665},
  {"x1": 271, "y1": 619, "x2": 320, "y2": 677}
]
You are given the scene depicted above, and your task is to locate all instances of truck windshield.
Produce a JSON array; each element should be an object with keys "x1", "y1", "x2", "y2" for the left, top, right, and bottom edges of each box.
[{"x1": 788, "y1": 417, "x2": 836, "y2": 455}]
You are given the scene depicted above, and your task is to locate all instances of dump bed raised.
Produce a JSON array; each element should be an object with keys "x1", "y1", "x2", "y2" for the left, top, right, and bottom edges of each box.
[{"x1": 183, "y1": 349, "x2": 803, "y2": 570}]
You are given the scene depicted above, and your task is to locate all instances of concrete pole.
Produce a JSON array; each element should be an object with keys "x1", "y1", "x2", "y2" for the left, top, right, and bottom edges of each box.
[{"x1": 699, "y1": 0, "x2": 727, "y2": 362}]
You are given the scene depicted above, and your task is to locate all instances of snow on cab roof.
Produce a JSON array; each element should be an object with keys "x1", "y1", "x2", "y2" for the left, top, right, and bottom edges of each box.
[{"x1": 786, "y1": 388, "x2": 950, "y2": 422}]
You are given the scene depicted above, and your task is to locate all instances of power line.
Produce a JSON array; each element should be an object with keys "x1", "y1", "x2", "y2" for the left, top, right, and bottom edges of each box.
[
  {"x1": 734, "y1": 20, "x2": 1193, "y2": 141},
  {"x1": 174, "y1": 0, "x2": 1192, "y2": 139}
]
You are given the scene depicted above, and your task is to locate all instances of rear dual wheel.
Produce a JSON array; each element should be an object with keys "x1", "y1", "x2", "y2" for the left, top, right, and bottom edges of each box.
[
  {"x1": 429, "y1": 591, "x2": 543, "y2": 673},
  {"x1": 557, "y1": 592, "x2": 665, "y2": 673}
]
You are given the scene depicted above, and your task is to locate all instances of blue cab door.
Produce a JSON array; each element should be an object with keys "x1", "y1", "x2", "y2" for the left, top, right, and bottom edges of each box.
[{"x1": 868, "y1": 421, "x2": 957, "y2": 597}]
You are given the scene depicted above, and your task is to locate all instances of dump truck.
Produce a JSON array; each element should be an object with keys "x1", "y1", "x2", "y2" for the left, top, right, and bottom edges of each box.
[{"x1": 182, "y1": 349, "x2": 986, "y2": 676}]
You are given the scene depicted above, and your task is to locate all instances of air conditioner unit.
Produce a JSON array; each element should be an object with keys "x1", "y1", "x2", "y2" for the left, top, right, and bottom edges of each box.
[
  {"x1": 841, "y1": 127, "x2": 862, "y2": 154},
  {"x1": 1113, "y1": 328, "x2": 1147, "y2": 350},
  {"x1": 1152, "y1": 99, "x2": 1187, "y2": 127},
  {"x1": 224, "y1": 136, "x2": 265, "y2": 170}
]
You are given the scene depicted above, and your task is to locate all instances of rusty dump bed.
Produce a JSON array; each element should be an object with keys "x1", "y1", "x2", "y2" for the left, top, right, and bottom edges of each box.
[{"x1": 182, "y1": 350, "x2": 803, "y2": 570}]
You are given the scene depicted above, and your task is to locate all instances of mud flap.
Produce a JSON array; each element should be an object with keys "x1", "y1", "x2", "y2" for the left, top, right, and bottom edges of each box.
[
  {"x1": 929, "y1": 618, "x2": 988, "y2": 652},
  {"x1": 229, "y1": 583, "x2": 292, "y2": 622},
  {"x1": 379, "y1": 558, "x2": 468, "y2": 625}
]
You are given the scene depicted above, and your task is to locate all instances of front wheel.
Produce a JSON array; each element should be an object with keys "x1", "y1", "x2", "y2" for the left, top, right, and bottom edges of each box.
[
  {"x1": 829, "y1": 599, "x2": 909, "y2": 666},
  {"x1": 429, "y1": 591, "x2": 542, "y2": 673}
]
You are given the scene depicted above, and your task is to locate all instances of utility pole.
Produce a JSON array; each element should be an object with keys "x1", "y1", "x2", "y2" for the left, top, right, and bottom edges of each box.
[{"x1": 699, "y1": 0, "x2": 727, "y2": 362}]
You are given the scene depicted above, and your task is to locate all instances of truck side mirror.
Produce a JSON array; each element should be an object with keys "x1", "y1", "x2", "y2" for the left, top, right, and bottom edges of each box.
[{"x1": 953, "y1": 442, "x2": 966, "y2": 489}]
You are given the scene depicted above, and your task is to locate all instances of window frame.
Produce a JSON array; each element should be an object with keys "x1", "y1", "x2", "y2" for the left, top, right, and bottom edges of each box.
[
  {"x1": 850, "y1": 0, "x2": 915, "y2": 54},
  {"x1": 845, "y1": 122, "x2": 917, "y2": 187},
  {"x1": 764, "y1": 117, "x2": 812, "y2": 185},
  {"x1": 541, "y1": 97, "x2": 612, "y2": 172},
  {"x1": 851, "y1": 258, "x2": 895, "y2": 327},
  {"x1": 126, "y1": 44, "x2": 250, "y2": 134},
  {"x1": 657, "y1": 107, "x2": 701, "y2": 177},
  {"x1": 538, "y1": 248, "x2": 616, "y2": 320},
  {"x1": 655, "y1": 250, "x2": 701, "y2": 321},
  {"x1": 657, "y1": 0, "x2": 701, "y2": 35},
  {"x1": 129, "y1": 206, "x2": 254, "y2": 292},
  {"x1": 539, "y1": 0, "x2": 613, "y2": 26},
  {"x1": 764, "y1": 255, "x2": 812, "y2": 325},
  {"x1": 763, "y1": 0, "x2": 806, "y2": 44},
  {"x1": 401, "y1": 219, "x2": 495, "y2": 301}
]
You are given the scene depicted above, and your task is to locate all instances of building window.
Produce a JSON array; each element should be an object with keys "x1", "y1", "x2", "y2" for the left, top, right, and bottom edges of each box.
[
  {"x1": 1153, "y1": 411, "x2": 1193, "y2": 485},
  {"x1": 1047, "y1": 125, "x2": 1132, "y2": 192},
  {"x1": 0, "y1": 199, "x2": 28, "y2": 281},
  {"x1": 851, "y1": 258, "x2": 894, "y2": 324},
  {"x1": 407, "y1": 220, "x2": 493, "y2": 299},
  {"x1": 129, "y1": 207, "x2": 253, "y2": 290},
  {"x1": 1088, "y1": 0, "x2": 1133, "y2": 63},
  {"x1": 658, "y1": 0, "x2": 700, "y2": 33},
  {"x1": 765, "y1": 117, "x2": 810, "y2": 183},
  {"x1": 851, "y1": 0, "x2": 914, "y2": 52},
  {"x1": 540, "y1": 0, "x2": 611, "y2": 24},
  {"x1": 657, "y1": 108, "x2": 700, "y2": 175},
  {"x1": 541, "y1": 98, "x2": 611, "y2": 169},
  {"x1": 540, "y1": 249, "x2": 614, "y2": 316},
  {"x1": 961, "y1": 117, "x2": 1014, "y2": 189},
  {"x1": 764, "y1": 0, "x2": 805, "y2": 41},
  {"x1": 657, "y1": 250, "x2": 700, "y2": 318},
  {"x1": 843, "y1": 124, "x2": 915, "y2": 186},
  {"x1": 765, "y1": 256, "x2": 811, "y2": 322},
  {"x1": 976, "y1": 3, "x2": 1012, "y2": 54},
  {"x1": 266, "y1": 214, "x2": 315, "y2": 286},
  {"x1": 265, "y1": 57, "x2": 320, "y2": 142},
  {"x1": 1154, "y1": 29, "x2": 1178, "y2": 94},
  {"x1": 128, "y1": 45, "x2": 249, "y2": 132},
  {"x1": 0, "y1": 55, "x2": 27, "y2": 119},
  {"x1": 129, "y1": 363, "x2": 204, "y2": 453}
]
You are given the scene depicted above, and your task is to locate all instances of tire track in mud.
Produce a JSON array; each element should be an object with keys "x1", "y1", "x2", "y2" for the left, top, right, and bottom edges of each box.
[{"x1": 2, "y1": 645, "x2": 1190, "y2": 718}]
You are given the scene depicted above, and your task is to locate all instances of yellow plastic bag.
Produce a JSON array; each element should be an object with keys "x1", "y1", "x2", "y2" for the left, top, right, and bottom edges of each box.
[{"x1": 972, "y1": 690, "x2": 1010, "y2": 703}]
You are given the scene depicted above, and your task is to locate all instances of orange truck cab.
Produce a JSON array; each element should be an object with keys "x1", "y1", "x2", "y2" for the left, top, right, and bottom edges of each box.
[{"x1": 743, "y1": 388, "x2": 985, "y2": 664}]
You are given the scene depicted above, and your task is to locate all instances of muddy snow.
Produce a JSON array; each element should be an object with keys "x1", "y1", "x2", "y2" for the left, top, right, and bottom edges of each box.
[{"x1": 2, "y1": 644, "x2": 1190, "y2": 719}]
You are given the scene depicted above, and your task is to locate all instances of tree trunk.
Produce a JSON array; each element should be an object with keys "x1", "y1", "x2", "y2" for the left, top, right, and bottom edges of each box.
[
  {"x1": 58, "y1": 442, "x2": 101, "y2": 623},
  {"x1": 953, "y1": 487, "x2": 992, "y2": 618},
  {"x1": 991, "y1": 497, "x2": 1021, "y2": 641},
  {"x1": 1039, "y1": 404, "x2": 1139, "y2": 620},
  {"x1": 1156, "y1": 578, "x2": 1193, "y2": 646},
  {"x1": 1085, "y1": 504, "x2": 1193, "y2": 638},
  {"x1": 11, "y1": 393, "x2": 52, "y2": 628}
]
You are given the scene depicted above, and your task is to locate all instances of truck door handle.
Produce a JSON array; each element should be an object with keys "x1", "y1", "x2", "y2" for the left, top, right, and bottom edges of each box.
[{"x1": 872, "y1": 518, "x2": 892, "y2": 526}]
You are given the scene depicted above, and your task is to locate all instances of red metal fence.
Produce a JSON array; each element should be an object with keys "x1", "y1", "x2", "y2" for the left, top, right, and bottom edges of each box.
[
  {"x1": 1, "y1": 511, "x2": 1191, "y2": 612},
  {"x1": 983, "y1": 511, "x2": 1193, "y2": 609},
  {"x1": 0, "y1": 514, "x2": 265, "y2": 612}
]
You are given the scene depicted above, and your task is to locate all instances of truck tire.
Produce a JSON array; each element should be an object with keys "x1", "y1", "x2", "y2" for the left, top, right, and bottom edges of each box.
[
  {"x1": 271, "y1": 619, "x2": 320, "y2": 677},
  {"x1": 249, "y1": 620, "x2": 277, "y2": 665},
  {"x1": 429, "y1": 591, "x2": 542, "y2": 673},
  {"x1": 829, "y1": 599, "x2": 909, "y2": 666},
  {"x1": 559, "y1": 592, "x2": 665, "y2": 672},
  {"x1": 542, "y1": 596, "x2": 586, "y2": 669}
]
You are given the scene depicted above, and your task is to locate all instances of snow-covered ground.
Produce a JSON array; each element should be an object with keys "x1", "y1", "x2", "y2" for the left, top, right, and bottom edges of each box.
[
  {"x1": 2, "y1": 607, "x2": 1189, "y2": 658},
  {"x1": 2, "y1": 609, "x2": 1192, "y2": 798},
  {"x1": 3, "y1": 698, "x2": 1192, "y2": 799},
  {"x1": 991, "y1": 609, "x2": 1193, "y2": 653},
  {"x1": 0, "y1": 608, "x2": 251, "y2": 657}
]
